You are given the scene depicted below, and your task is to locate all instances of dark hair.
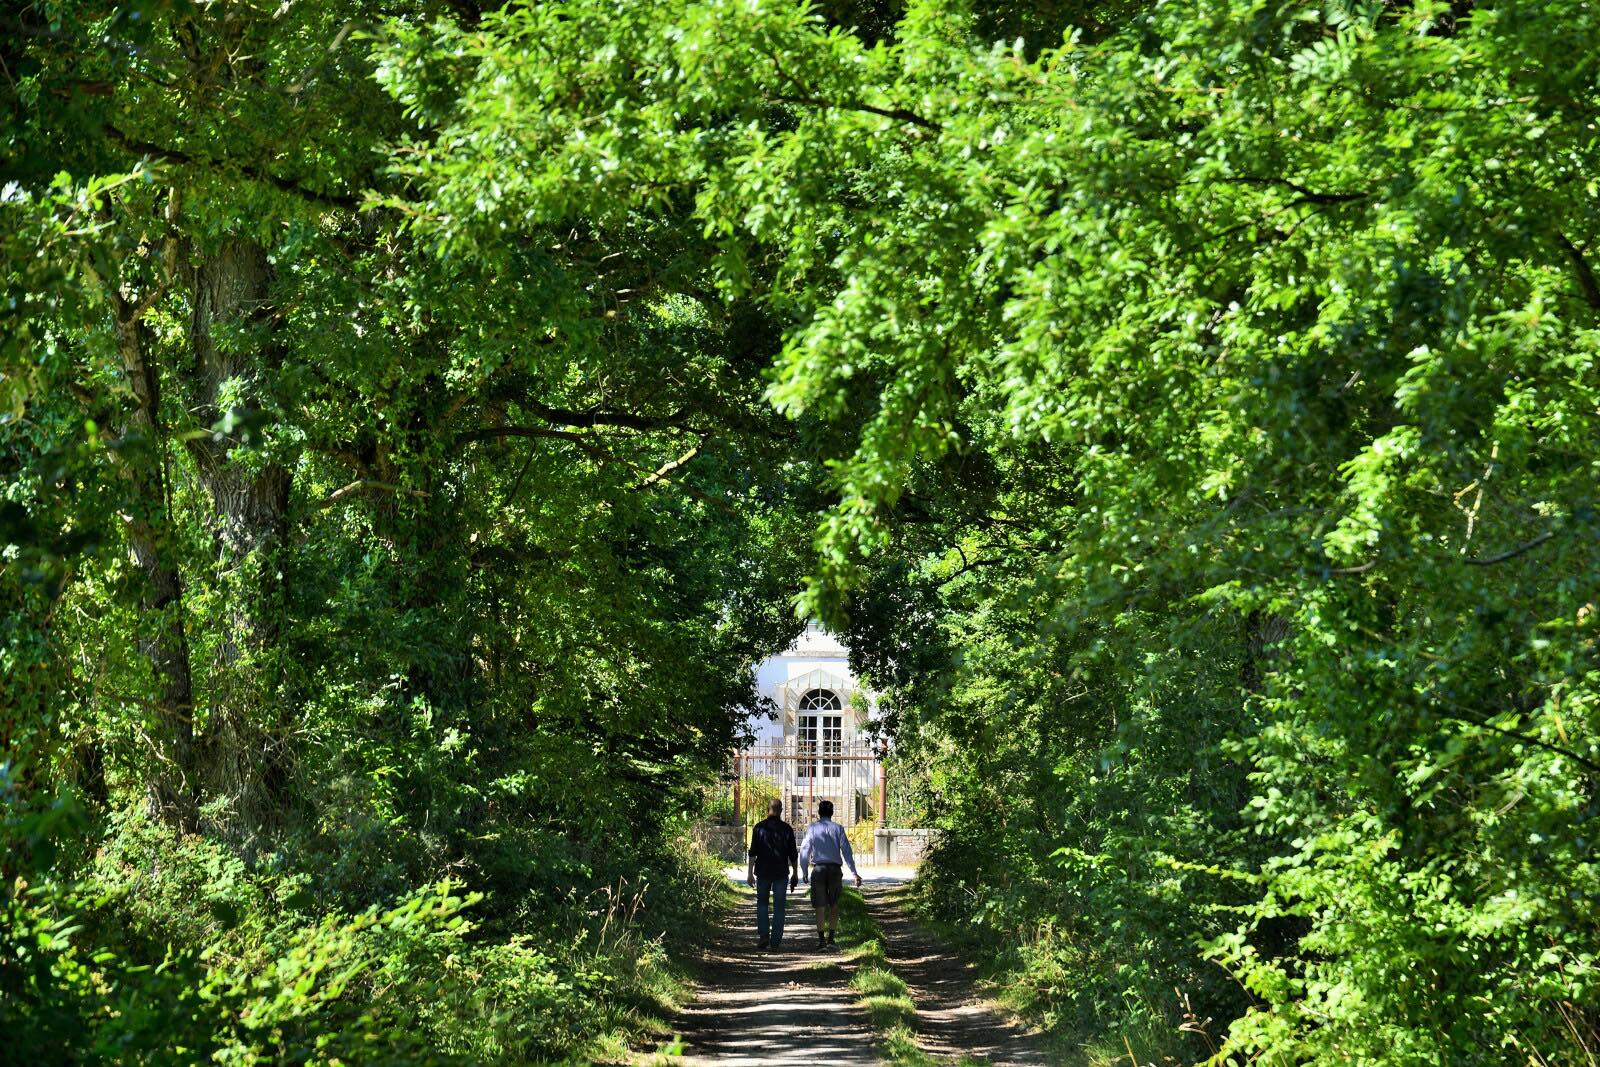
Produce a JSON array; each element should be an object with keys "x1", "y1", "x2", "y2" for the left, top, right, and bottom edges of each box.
[
  {"x1": 818, "y1": 800, "x2": 834, "y2": 818},
  {"x1": 768, "y1": 798, "x2": 783, "y2": 814}
]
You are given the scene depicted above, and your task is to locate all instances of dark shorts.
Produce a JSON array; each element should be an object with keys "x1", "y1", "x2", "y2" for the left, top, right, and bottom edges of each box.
[{"x1": 810, "y1": 863, "x2": 843, "y2": 908}]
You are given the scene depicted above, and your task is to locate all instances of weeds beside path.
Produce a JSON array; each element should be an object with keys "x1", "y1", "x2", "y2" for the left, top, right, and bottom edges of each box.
[{"x1": 854, "y1": 882, "x2": 1053, "y2": 1066}]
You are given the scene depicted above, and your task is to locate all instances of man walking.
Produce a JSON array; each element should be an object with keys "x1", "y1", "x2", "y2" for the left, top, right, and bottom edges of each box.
[
  {"x1": 798, "y1": 800, "x2": 863, "y2": 949},
  {"x1": 746, "y1": 798, "x2": 799, "y2": 950}
]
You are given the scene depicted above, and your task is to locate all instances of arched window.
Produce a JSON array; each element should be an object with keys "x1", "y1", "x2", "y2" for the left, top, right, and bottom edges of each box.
[
  {"x1": 799, "y1": 689, "x2": 841, "y2": 712},
  {"x1": 797, "y1": 689, "x2": 843, "y2": 779}
]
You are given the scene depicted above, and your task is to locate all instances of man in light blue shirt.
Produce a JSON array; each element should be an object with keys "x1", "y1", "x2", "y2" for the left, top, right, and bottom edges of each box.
[{"x1": 797, "y1": 800, "x2": 863, "y2": 949}]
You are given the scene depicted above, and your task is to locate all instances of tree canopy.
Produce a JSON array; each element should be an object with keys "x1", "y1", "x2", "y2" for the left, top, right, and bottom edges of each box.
[{"x1": 4, "y1": 0, "x2": 1597, "y2": 1063}]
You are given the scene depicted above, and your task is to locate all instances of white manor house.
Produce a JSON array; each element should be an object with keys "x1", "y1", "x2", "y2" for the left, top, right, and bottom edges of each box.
[{"x1": 740, "y1": 623, "x2": 882, "y2": 829}]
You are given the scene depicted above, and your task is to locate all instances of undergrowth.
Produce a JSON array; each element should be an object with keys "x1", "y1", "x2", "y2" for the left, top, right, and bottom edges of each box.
[
  {"x1": 4, "y1": 799, "x2": 724, "y2": 1066},
  {"x1": 899, "y1": 876, "x2": 1217, "y2": 1067}
]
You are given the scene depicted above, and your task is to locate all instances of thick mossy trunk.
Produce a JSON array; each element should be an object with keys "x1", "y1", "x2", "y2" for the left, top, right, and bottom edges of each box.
[{"x1": 184, "y1": 239, "x2": 295, "y2": 826}]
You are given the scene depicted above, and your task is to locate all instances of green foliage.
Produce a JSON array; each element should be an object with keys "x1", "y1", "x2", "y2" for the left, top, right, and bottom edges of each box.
[
  {"x1": 378, "y1": 0, "x2": 1600, "y2": 1060},
  {"x1": 7, "y1": 0, "x2": 1600, "y2": 1062},
  {"x1": 2, "y1": 1, "x2": 809, "y2": 1060},
  {"x1": 845, "y1": 816, "x2": 877, "y2": 857},
  {"x1": 704, "y1": 774, "x2": 783, "y2": 826},
  {"x1": 4, "y1": 799, "x2": 726, "y2": 1064}
]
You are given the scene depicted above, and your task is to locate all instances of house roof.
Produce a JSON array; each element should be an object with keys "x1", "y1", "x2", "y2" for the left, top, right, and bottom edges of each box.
[
  {"x1": 784, "y1": 623, "x2": 847, "y2": 658},
  {"x1": 774, "y1": 666, "x2": 858, "y2": 710}
]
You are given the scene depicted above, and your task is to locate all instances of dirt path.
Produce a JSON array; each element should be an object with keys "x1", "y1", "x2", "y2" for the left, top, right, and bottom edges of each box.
[
  {"x1": 667, "y1": 882, "x2": 879, "y2": 1066},
  {"x1": 861, "y1": 882, "x2": 1052, "y2": 1066},
  {"x1": 663, "y1": 873, "x2": 1053, "y2": 1066}
]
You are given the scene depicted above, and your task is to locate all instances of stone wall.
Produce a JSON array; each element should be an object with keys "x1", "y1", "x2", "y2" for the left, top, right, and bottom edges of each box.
[
  {"x1": 873, "y1": 828, "x2": 939, "y2": 866},
  {"x1": 695, "y1": 824, "x2": 749, "y2": 862},
  {"x1": 694, "y1": 823, "x2": 939, "y2": 867}
]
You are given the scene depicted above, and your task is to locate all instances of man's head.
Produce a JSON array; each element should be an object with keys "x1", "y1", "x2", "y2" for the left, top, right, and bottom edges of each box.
[
  {"x1": 768, "y1": 798, "x2": 783, "y2": 819},
  {"x1": 818, "y1": 800, "x2": 834, "y2": 819}
]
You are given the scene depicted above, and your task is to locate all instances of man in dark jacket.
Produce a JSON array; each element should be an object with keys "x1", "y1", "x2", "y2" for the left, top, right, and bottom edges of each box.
[{"x1": 745, "y1": 798, "x2": 800, "y2": 950}]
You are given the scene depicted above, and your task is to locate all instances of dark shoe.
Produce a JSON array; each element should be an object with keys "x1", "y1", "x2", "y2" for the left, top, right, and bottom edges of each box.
[
  {"x1": 816, "y1": 934, "x2": 827, "y2": 950},
  {"x1": 756, "y1": 939, "x2": 769, "y2": 950},
  {"x1": 826, "y1": 932, "x2": 837, "y2": 946}
]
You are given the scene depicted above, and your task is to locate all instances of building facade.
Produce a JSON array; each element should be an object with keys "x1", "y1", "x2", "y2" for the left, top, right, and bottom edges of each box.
[{"x1": 741, "y1": 623, "x2": 881, "y2": 828}]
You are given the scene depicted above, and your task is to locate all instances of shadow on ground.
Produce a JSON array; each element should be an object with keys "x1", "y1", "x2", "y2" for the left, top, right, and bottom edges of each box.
[
  {"x1": 861, "y1": 882, "x2": 1052, "y2": 1066},
  {"x1": 668, "y1": 876, "x2": 882, "y2": 1066},
  {"x1": 663, "y1": 869, "x2": 1051, "y2": 1066}
]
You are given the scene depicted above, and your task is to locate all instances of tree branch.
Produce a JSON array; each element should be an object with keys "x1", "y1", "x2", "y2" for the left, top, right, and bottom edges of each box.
[
  {"x1": 102, "y1": 124, "x2": 361, "y2": 212},
  {"x1": 1464, "y1": 529, "x2": 1555, "y2": 566},
  {"x1": 1553, "y1": 231, "x2": 1600, "y2": 311},
  {"x1": 457, "y1": 426, "x2": 589, "y2": 447},
  {"x1": 311, "y1": 479, "x2": 428, "y2": 511},
  {"x1": 769, "y1": 93, "x2": 942, "y2": 132},
  {"x1": 520, "y1": 397, "x2": 691, "y2": 432},
  {"x1": 1331, "y1": 528, "x2": 1558, "y2": 574},
  {"x1": 633, "y1": 441, "x2": 702, "y2": 491},
  {"x1": 501, "y1": 441, "x2": 541, "y2": 508},
  {"x1": 758, "y1": 42, "x2": 940, "y2": 133},
  {"x1": 1439, "y1": 706, "x2": 1600, "y2": 775},
  {"x1": 1215, "y1": 175, "x2": 1369, "y2": 206},
  {"x1": 937, "y1": 553, "x2": 1004, "y2": 590},
  {"x1": 459, "y1": 426, "x2": 737, "y2": 515}
]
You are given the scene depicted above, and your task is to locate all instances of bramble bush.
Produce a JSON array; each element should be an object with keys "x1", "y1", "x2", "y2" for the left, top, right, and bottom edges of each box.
[{"x1": 3, "y1": 792, "x2": 722, "y2": 1065}]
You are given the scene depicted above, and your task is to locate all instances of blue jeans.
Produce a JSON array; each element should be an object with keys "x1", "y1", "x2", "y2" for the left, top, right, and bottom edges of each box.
[{"x1": 756, "y1": 874, "x2": 788, "y2": 944}]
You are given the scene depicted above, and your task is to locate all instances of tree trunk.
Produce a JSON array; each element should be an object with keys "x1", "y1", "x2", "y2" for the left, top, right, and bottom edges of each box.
[
  {"x1": 112, "y1": 299, "x2": 200, "y2": 831},
  {"x1": 1240, "y1": 609, "x2": 1290, "y2": 696},
  {"x1": 184, "y1": 239, "x2": 294, "y2": 824},
  {"x1": 71, "y1": 739, "x2": 110, "y2": 810}
]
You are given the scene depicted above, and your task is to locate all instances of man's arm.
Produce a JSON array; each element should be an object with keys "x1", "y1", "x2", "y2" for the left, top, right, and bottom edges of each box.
[
  {"x1": 787, "y1": 826, "x2": 800, "y2": 887},
  {"x1": 797, "y1": 825, "x2": 812, "y2": 882},
  {"x1": 746, "y1": 824, "x2": 758, "y2": 887},
  {"x1": 839, "y1": 825, "x2": 862, "y2": 885}
]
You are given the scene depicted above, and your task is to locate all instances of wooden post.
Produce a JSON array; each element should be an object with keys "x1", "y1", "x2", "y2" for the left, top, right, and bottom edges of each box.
[{"x1": 878, "y1": 751, "x2": 888, "y2": 828}]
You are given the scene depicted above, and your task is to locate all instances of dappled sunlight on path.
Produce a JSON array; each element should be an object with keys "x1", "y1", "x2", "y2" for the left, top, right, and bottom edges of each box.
[
  {"x1": 667, "y1": 872, "x2": 884, "y2": 1065},
  {"x1": 862, "y1": 883, "x2": 1053, "y2": 1066},
  {"x1": 663, "y1": 868, "x2": 1052, "y2": 1066}
]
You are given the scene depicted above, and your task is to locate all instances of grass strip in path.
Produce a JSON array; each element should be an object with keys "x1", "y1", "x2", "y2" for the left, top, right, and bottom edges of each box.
[
  {"x1": 832, "y1": 887, "x2": 934, "y2": 1065},
  {"x1": 840, "y1": 883, "x2": 1056, "y2": 1067},
  {"x1": 655, "y1": 878, "x2": 878, "y2": 1065}
]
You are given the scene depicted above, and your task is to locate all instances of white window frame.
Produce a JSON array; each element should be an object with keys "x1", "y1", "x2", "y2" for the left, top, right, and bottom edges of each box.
[{"x1": 796, "y1": 688, "x2": 843, "y2": 779}]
